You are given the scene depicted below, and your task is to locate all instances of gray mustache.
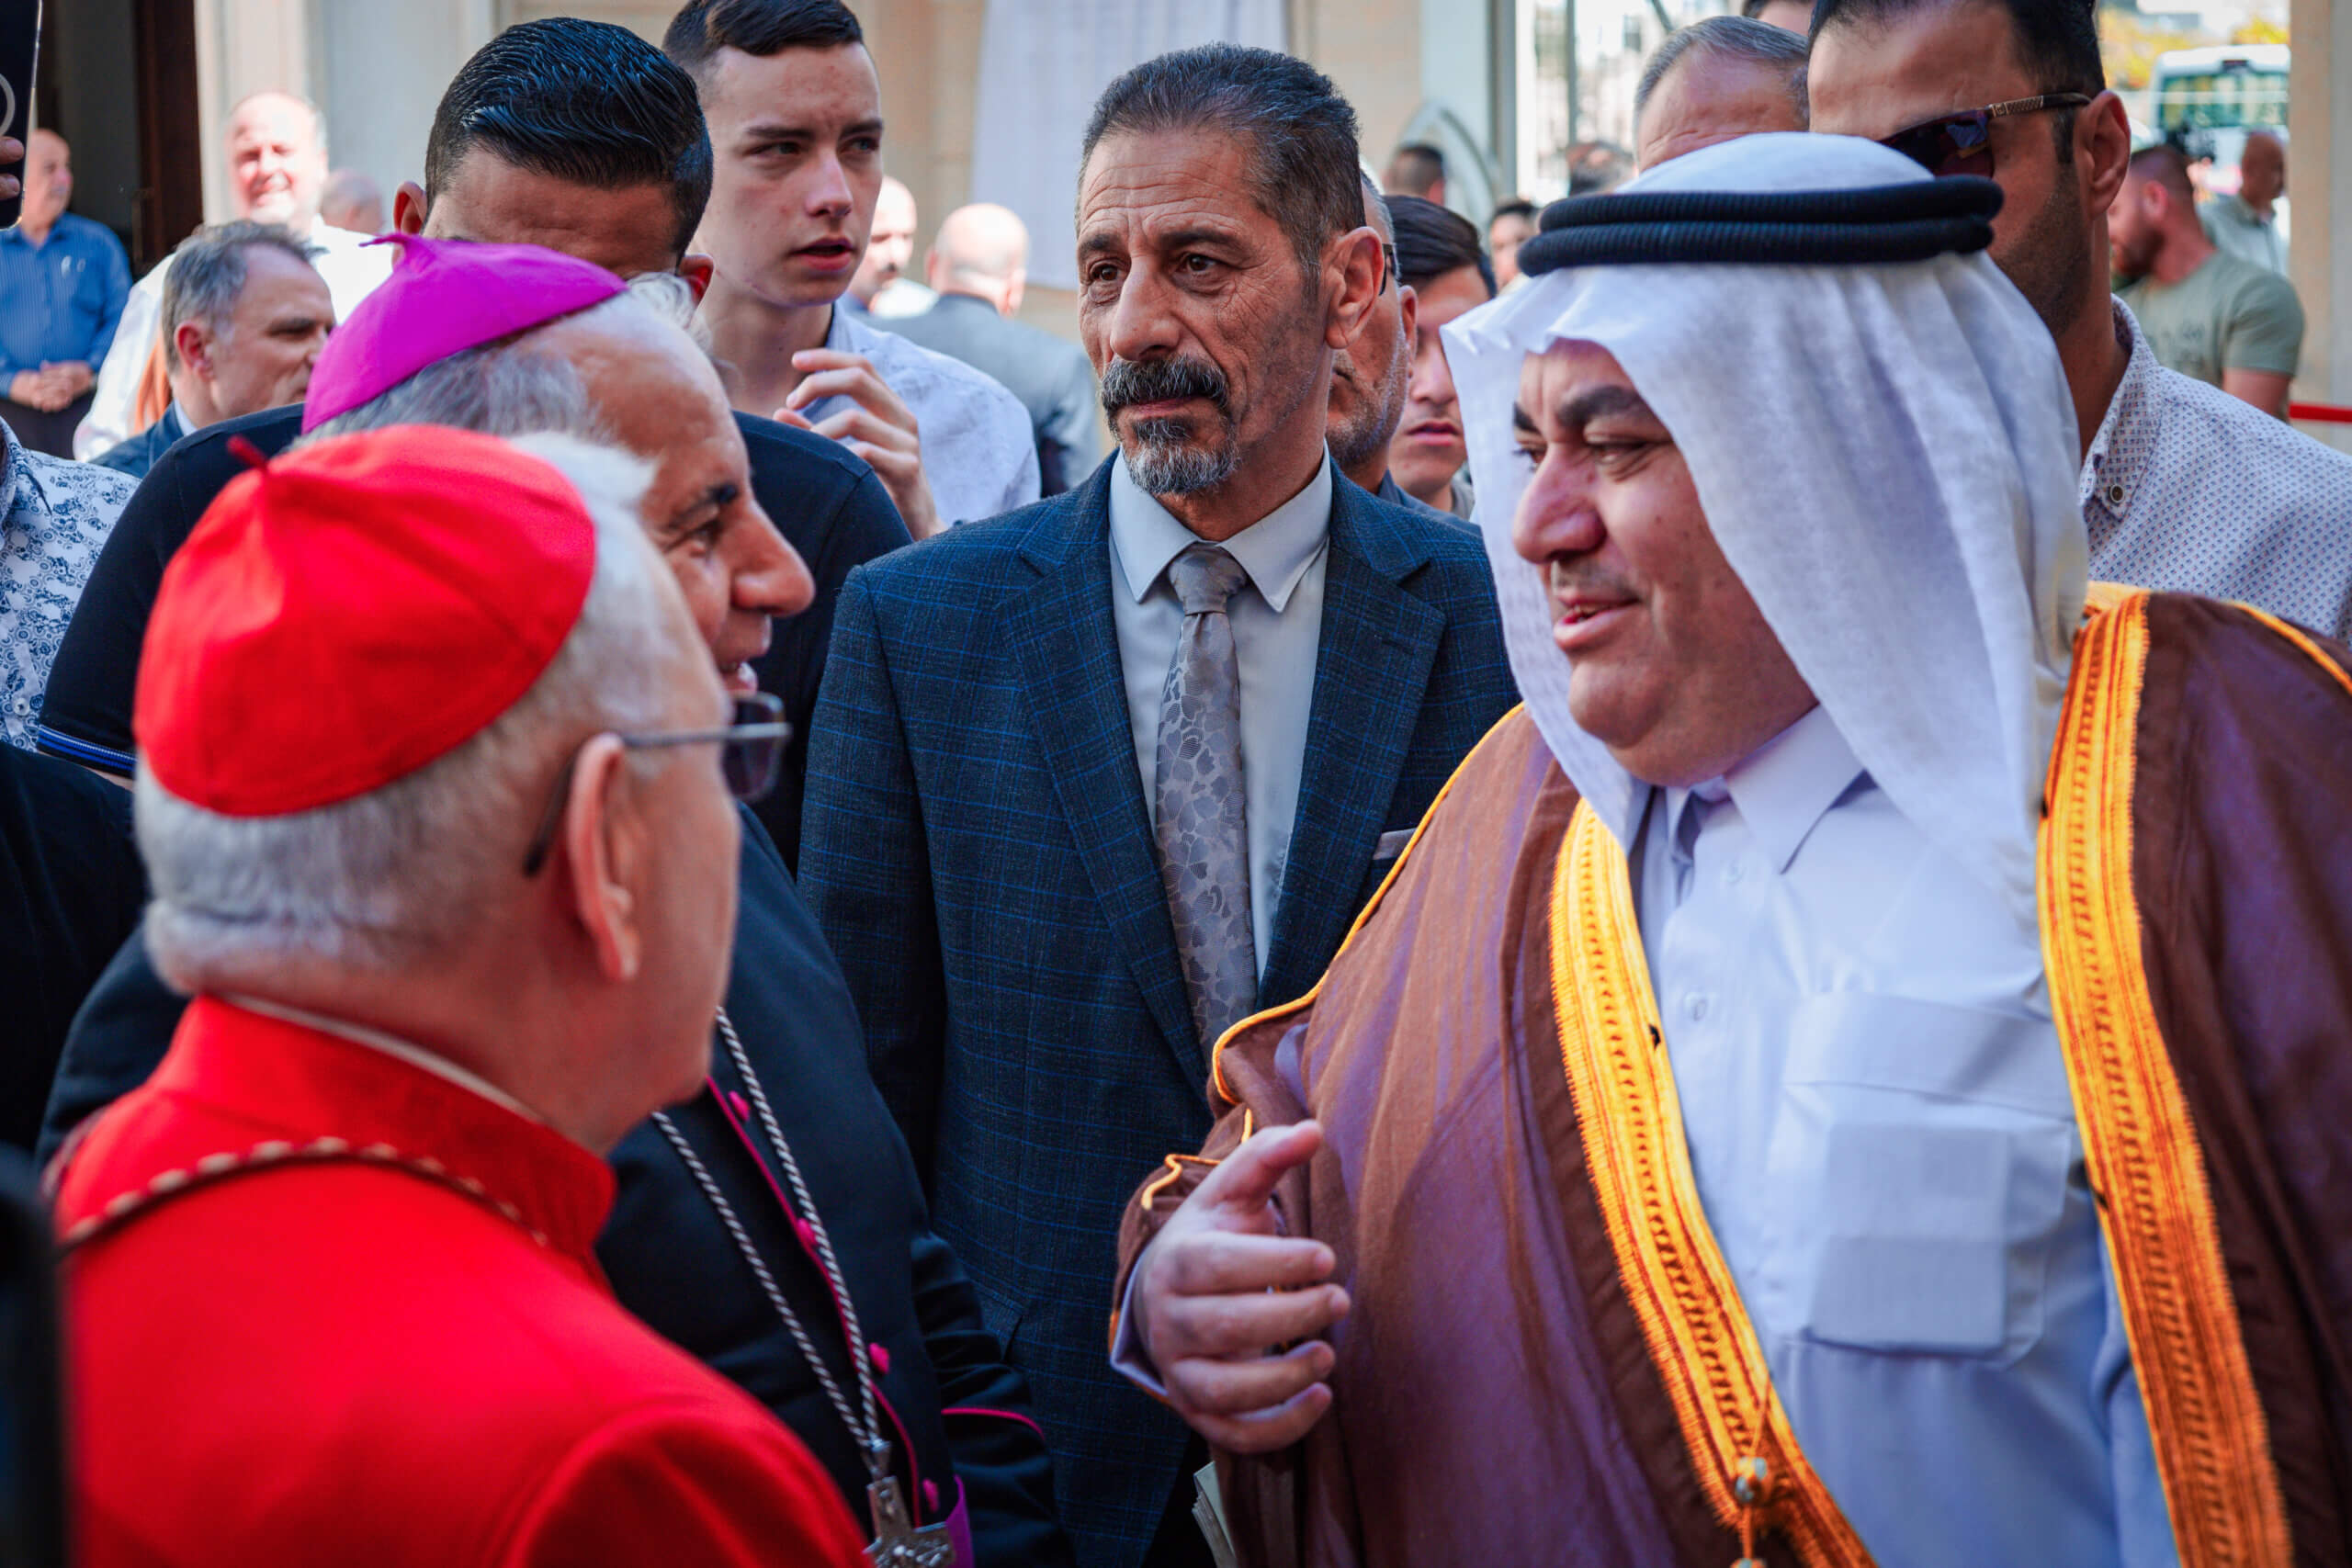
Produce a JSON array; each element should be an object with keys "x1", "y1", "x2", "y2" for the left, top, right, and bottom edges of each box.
[{"x1": 1100, "y1": 356, "x2": 1233, "y2": 421}]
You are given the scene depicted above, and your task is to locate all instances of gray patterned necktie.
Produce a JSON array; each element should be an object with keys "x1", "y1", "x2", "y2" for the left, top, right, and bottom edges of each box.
[{"x1": 1155, "y1": 543, "x2": 1258, "y2": 1049}]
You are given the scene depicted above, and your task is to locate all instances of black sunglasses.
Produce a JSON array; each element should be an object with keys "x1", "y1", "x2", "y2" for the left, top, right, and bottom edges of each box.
[
  {"x1": 1878, "y1": 94, "x2": 2092, "y2": 177},
  {"x1": 521, "y1": 692, "x2": 790, "y2": 876}
]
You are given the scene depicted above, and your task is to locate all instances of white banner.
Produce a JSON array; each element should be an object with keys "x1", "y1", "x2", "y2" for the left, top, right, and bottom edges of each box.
[{"x1": 969, "y1": 0, "x2": 1288, "y2": 291}]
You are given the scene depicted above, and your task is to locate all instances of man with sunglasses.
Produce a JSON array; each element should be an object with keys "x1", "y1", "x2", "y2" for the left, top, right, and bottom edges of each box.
[
  {"x1": 1809, "y1": 0, "x2": 2352, "y2": 642},
  {"x1": 57, "y1": 424, "x2": 868, "y2": 1567},
  {"x1": 40, "y1": 241, "x2": 1074, "y2": 1568}
]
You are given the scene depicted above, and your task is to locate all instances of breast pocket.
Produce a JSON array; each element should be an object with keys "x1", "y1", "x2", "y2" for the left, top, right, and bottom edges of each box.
[{"x1": 1766, "y1": 992, "x2": 2078, "y2": 1367}]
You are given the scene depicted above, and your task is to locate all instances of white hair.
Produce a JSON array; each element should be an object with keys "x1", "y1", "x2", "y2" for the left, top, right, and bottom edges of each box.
[{"x1": 138, "y1": 434, "x2": 680, "y2": 987}]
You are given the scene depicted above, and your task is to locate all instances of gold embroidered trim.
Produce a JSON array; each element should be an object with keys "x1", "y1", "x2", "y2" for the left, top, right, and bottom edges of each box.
[
  {"x1": 1210, "y1": 705, "x2": 1527, "y2": 1109},
  {"x1": 1549, "y1": 804, "x2": 1872, "y2": 1568},
  {"x1": 2041, "y1": 591, "x2": 2292, "y2": 1568}
]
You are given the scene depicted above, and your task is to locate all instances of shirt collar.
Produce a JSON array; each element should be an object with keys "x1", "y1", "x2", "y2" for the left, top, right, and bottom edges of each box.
[
  {"x1": 1108, "y1": 449, "x2": 1334, "y2": 612},
  {"x1": 2080, "y1": 299, "x2": 2156, "y2": 529},
  {"x1": 222, "y1": 993, "x2": 549, "y2": 1127},
  {"x1": 62, "y1": 994, "x2": 616, "y2": 1271},
  {"x1": 1663, "y1": 703, "x2": 1866, "y2": 875}
]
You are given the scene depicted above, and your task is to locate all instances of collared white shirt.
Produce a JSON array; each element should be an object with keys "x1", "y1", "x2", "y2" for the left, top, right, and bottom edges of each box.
[
  {"x1": 2083, "y1": 299, "x2": 2352, "y2": 640},
  {"x1": 74, "y1": 223, "x2": 393, "y2": 460},
  {"x1": 1107, "y1": 450, "x2": 1333, "y2": 976},
  {"x1": 820, "y1": 306, "x2": 1040, "y2": 525},
  {"x1": 1630, "y1": 703, "x2": 2177, "y2": 1568}
]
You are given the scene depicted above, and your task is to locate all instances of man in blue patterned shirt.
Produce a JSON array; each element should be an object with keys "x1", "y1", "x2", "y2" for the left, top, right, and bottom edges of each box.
[
  {"x1": 0, "y1": 132, "x2": 130, "y2": 457},
  {"x1": 0, "y1": 416, "x2": 133, "y2": 752},
  {"x1": 1811, "y1": 0, "x2": 2352, "y2": 642}
]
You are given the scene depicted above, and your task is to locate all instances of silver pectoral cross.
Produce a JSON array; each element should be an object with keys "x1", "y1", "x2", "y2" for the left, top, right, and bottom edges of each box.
[{"x1": 865, "y1": 1474, "x2": 956, "y2": 1568}]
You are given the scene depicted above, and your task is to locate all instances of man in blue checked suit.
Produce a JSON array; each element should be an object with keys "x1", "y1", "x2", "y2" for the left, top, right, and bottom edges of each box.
[{"x1": 799, "y1": 45, "x2": 1517, "y2": 1568}]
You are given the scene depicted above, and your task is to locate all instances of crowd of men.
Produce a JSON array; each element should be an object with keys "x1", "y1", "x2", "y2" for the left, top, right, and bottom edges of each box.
[{"x1": 1, "y1": 0, "x2": 2350, "y2": 1564}]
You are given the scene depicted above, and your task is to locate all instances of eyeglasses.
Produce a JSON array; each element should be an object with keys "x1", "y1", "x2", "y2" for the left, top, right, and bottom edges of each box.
[
  {"x1": 521, "y1": 692, "x2": 790, "y2": 876},
  {"x1": 1877, "y1": 94, "x2": 2093, "y2": 178}
]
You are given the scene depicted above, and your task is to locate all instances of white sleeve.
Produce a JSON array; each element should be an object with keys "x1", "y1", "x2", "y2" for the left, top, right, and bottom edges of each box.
[{"x1": 74, "y1": 264, "x2": 167, "y2": 460}]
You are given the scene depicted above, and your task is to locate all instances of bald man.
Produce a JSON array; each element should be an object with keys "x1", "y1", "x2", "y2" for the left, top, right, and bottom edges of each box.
[
  {"x1": 0, "y1": 130, "x2": 130, "y2": 456},
  {"x1": 1634, "y1": 16, "x2": 1810, "y2": 172},
  {"x1": 848, "y1": 175, "x2": 935, "y2": 320},
  {"x1": 75, "y1": 92, "x2": 393, "y2": 458},
  {"x1": 888, "y1": 202, "x2": 1099, "y2": 494},
  {"x1": 2201, "y1": 131, "x2": 2288, "y2": 276}
]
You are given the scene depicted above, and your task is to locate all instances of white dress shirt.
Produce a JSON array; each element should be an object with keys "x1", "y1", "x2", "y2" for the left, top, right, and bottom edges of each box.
[
  {"x1": 820, "y1": 306, "x2": 1041, "y2": 525},
  {"x1": 1107, "y1": 450, "x2": 1333, "y2": 977},
  {"x1": 1632, "y1": 703, "x2": 2177, "y2": 1568},
  {"x1": 74, "y1": 223, "x2": 393, "y2": 459}
]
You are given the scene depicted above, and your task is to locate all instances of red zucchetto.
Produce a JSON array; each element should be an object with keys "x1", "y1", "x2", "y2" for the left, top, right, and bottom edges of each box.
[
  {"x1": 300, "y1": 232, "x2": 628, "y2": 433},
  {"x1": 134, "y1": 425, "x2": 597, "y2": 818}
]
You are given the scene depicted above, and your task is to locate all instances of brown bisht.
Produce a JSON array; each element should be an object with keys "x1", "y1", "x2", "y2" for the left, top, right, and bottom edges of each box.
[{"x1": 1114, "y1": 589, "x2": 2352, "y2": 1568}]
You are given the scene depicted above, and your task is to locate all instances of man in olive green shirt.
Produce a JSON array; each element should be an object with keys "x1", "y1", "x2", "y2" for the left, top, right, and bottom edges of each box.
[
  {"x1": 2199, "y1": 131, "x2": 2287, "y2": 275},
  {"x1": 2112, "y1": 142, "x2": 2301, "y2": 418}
]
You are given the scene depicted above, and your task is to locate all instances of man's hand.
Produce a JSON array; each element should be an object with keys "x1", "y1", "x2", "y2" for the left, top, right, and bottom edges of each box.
[
  {"x1": 775, "y1": 349, "x2": 944, "y2": 539},
  {"x1": 46, "y1": 361, "x2": 93, "y2": 399},
  {"x1": 9, "y1": 368, "x2": 68, "y2": 412},
  {"x1": 0, "y1": 137, "x2": 20, "y2": 205},
  {"x1": 1132, "y1": 1121, "x2": 1348, "y2": 1454}
]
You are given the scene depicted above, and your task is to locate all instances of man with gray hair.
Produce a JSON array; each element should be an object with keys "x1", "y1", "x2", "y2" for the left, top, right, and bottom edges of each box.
[
  {"x1": 1318, "y1": 174, "x2": 1434, "y2": 510},
  {"x1": 1634, "y1": 15, "x2": 1810, "y2": 171},
  {"x1": 74, "y1": 90, "x2": 392, "y2": 460},
  {"x1": 90, "y1": 223, "x2": 334, "y2": 480},
  {"x1": 45, "y1": 237, "x2": 1074, "y2": 1568},
  {"x1": 58, "y1": 420, "x2": 869, "y2": 1567},
  {"x1": 800, "y1": 43, "x2": 1515, "y2": 1568}
]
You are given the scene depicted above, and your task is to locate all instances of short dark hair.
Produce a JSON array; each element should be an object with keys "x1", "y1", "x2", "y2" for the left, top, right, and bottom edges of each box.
[
  {"x1": 424, "y1": 17, "x2": 713, "y2": 258},
  {"x1": 1811, "y1": 0, "x2": 2103, "y2": 154},
  {"x1": 1385, "y1": 194, "x2": 1495, "y2": 299},
  {"x1": 2129, "y1": 141, "x2": 2196, "y2": 203},
  {"x1": 663, "y1": 0, "x2": 865, "y2": 82},
  {"x1": 162, "y1": 221, "x2": 318, "y2": 369},
  {"x1": 1636, "y1": 16, "x2": 1809, "y2": 121},
  {"x1": 1385, "y1": 141, "x2": 1446, "y2": 197},
  {"x1": 1490, "y1": 197, "x2": 1540, "y2": 227},
  {"x1": 1082, "y1": 45, "x2": 1364, "y2": 277}
]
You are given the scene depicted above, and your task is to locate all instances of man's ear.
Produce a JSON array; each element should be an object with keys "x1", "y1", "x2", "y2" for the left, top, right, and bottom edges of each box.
[
  {"x1": 677, "y1": 254, "x2": 717, "y2": 301},
  {"x1": 559, "y1": 735, "x2": 647, "y2": 984},
  {"x1": 2079, "y1": 92, "x2": 2132, "y2": 218},
  {"x1": 1325, "y1": 225, "x2": 1385, "y2": 350},
  {"x1": 1003, "y1": 267, "x2": 1026, "y2": 319},
  {"x1": 174, "y1": 321, "x2": 212, "y2": 382},
  {"x1": 1397, "y1": 282, "x2": 1419, "y2": 355},
  {"x1": 392, "y1": 181, "x2": 428, "y2": 237}
]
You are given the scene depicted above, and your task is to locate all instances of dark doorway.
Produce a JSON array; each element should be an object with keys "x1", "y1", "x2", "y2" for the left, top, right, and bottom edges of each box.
[{"x1": 38, "y1": 0, "x2": 200, "y2": 274}]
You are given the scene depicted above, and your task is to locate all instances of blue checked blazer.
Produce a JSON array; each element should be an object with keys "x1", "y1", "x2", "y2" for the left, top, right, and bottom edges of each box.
[{"x1": 799, "y1": 458, "x2": 1516, "y2": 1568}]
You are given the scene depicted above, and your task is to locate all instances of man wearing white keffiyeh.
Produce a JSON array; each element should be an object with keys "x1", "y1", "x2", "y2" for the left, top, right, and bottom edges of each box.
[{"x1": 1114, "y1": 133, "x2": 2352, "y2": 1568}]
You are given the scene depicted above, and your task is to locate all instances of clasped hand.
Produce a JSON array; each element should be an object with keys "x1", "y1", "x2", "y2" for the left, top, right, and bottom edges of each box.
[{"x1": 1131, "y1": 1121, "x2": 1351, "y2": 1454}]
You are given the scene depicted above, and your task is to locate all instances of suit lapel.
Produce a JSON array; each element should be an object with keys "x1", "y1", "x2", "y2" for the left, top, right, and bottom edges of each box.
[
  {"x1": 1003, "y1": 470, "x2": 1204, "y2": 1080},
  {"x1": 1263, "y1": 485, "x2": 1446, "y2": 1003}
]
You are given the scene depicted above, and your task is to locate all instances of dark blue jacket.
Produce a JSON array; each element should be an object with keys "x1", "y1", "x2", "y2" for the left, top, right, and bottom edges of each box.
[
  {"x1": 40, "y1": 807, "x2": 1074, "y2": 1568},
  {"x1": 797, "y1": 458, "x2": 1517, "y2": 1567}
]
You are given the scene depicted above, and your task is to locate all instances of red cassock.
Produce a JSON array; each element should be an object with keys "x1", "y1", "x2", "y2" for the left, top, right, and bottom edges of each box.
[{"x1": 53, "y1": 996, "x2": 870, "y2": 1568}]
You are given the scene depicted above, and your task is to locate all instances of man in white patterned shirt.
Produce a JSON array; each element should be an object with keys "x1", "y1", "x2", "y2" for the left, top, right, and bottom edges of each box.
[
  {"x1": 0, "y1": 418, "x2": 134, "y2": 749},
  {"x1": 1809, "y1": 0, "x2": 2352, "y2": 640},
  {"x1": 667, "y1": 0, "x2": 1038, "y2": 539}
]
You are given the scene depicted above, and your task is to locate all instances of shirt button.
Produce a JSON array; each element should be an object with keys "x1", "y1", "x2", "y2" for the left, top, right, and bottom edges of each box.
[
  {"x1": 8, "y1": 695, "x2": 28, "y2": 716},
  {"x1": 1723, "y1": 861, "x2": 1745, "y2": 885},
  {"x1": 1685, "y1": 993, "x2": 1711, "y2": 1021},
  {"x1": 2105, "y1": 483, "x2": 2125, "y2": 505}
]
